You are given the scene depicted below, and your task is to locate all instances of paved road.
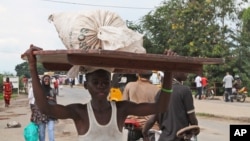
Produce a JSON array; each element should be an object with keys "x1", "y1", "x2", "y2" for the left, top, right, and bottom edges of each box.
[
  {"x1": 194, "y1": 95, "x2": 250, "y2": 141},
  {"x1": 194, "y1": 96, "x2": 250, "y2": 121},
  {"x1": 0, "y1": 85, "x2": 249, "y2": 141}
]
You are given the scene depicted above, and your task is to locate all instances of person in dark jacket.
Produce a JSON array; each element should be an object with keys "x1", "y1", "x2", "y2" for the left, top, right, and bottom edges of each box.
[{"x1": 142, "y1": 72, "x2": 198, "y2": 141}]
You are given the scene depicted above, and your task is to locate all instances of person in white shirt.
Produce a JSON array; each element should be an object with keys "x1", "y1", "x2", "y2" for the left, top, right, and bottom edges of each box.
[
  {"x1": 150, "y1": 71, "x2": 162, "y2": 85},
  {"x1": 194, "y1": 74, "x2": 202, "y2": 100},
  {"x1": 222, "y1": 72, "x2": 234, "y2": 102},
  {"x1": 28, "y1": 85, "x2": 35, "y2": 109}
]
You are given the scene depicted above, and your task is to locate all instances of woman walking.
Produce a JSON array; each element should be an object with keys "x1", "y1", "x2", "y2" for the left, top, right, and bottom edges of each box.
[{"x1": 3, "y1": 77, "x2": 13, "y2": 107}]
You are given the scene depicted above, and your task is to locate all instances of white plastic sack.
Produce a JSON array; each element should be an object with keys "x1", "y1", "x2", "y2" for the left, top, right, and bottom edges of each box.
[
  {"x1": 48, "y1": 9, "x2": 145, "y2": 52},
  {"x1": 48, "y1": 9, "x2": 146, "y2": 77},
  {"x1": 97, "y1": 26, "x2": 145, "y2": 53}
]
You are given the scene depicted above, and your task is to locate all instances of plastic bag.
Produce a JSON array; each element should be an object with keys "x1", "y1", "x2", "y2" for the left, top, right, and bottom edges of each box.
[{"x1": 23, "y1": 122, "x2": 38, "y2": 141}]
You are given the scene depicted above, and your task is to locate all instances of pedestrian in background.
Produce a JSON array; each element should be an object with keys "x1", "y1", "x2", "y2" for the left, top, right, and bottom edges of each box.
[
  {"x1": 201, "y1": 75, "x2": 208, "y2": 97},
  {"x1": 69, "y1": 78, "x2": 74, "y2": 88},
  {"x1": 233, "y1": 75, "x2": 242, "y2": 91},
  {"x1": 150, "y1": 71, "x2": 162, "y2": 86},
  {"x1": 28, "y1": 80, "x2": 35, "y2": 113},
  {"x1": 30, "y1": 75, "x2": 57, "y2": 141},
  {"x1": 142, "y1": 72, "x2": 199, "y2": 141},
  {"x1": 123, "y1": 71, "x2": 161, "y2": 140},
  {"x1": 3, "y1": 77, "x2": 13, "y2": 107},
  {"x1": 194, "y1": 74, "x2": 202, "y2": 100},
  {"x1": 222, "y1": 72, "x2": 234, "y2": 102},
  {"x1": 52, "y1": 76, "x2": 60, "y2": 96}
]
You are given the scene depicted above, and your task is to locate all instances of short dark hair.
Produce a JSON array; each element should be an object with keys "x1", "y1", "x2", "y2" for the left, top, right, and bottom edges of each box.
[
  {"x1": 173, "y1": 72, "x2": 188, "y2": 82},
  {"x1": 138, "y1": 71, "x2": 152, "y2": 79},
  {"x1": 85, "y1": 69, "x2": 111, "y2": 81}
]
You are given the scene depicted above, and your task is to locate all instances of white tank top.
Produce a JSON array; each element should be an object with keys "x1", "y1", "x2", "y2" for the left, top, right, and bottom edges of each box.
[{"x1": 78, "y1": 101, "x2": 123, "y2": 141}]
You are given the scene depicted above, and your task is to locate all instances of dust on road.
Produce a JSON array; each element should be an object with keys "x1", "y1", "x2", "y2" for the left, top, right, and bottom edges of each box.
[{"x1": 0, "y1": 94, "x2": 78, "y2": 141}]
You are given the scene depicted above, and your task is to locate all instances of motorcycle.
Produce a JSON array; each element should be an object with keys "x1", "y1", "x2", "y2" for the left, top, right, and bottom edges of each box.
[
  {"x1": 124, "y1": 118, "x2": 201, "y2": 141},
  {"x1": 124, "y1": 118, "x2": 161, "y2": 141},
  {"x1": 223, "y1": 87, "x2": 247, "y2": 102},
  {"x1": 124, "y1": 118, "x2": 143, "y2": 141}
]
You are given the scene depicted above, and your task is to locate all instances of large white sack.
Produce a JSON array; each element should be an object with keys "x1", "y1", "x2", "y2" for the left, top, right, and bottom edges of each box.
[
  {"x1": 97, "y1": 26, "x2": 145, "y2": 53},
  {"x1": 48, "y1": 9, "x2": 145, "y2": 53},
  {"x1": 48, "y1": 9, "x2": 146, "y2": 77}
]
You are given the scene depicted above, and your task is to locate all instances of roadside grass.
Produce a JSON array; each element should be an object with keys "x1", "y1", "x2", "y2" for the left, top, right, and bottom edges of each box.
[
  {"x1": 197, "y1": 112, "x2": 250, "y2": 123},
  {"x1": 196, "y1": 112, "x2": 217, "y2": 118}
]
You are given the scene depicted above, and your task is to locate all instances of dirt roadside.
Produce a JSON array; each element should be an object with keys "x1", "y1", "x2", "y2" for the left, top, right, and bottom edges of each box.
[{"x1": 0, "y1": 94, "x2": 77, "y2": 141}]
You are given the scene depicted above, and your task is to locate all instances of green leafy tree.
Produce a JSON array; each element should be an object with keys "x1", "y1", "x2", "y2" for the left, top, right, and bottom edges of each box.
[
  {"x1": 126, "y1": 20, "x2": 155, "y2": 53},
  {"x1": 139, "y1": 0, "x2": 249, "y2": 88},
  {"x1": 15, "y1": 62, "x2": 47, "y2": 78},
  {"x1": 141, "y1": 0, "x2": 243, "y2": 57},
  {"x1": 230, "y1": 7, "x2": 250, "y2": 90}
]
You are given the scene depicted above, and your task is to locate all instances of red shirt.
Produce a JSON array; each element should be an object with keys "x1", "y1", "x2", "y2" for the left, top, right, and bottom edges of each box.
[{"x1": 201, "y1": 77, "x2": 208, "y2": 87}]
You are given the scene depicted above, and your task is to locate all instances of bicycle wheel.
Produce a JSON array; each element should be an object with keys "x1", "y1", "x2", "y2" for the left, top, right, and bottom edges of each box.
[
  {"x1": 206, "y1": 89, "x2": 214, "y2": 100},
  {"x1": 238, "y1": 94, "x2": 246, "y2": 102}
]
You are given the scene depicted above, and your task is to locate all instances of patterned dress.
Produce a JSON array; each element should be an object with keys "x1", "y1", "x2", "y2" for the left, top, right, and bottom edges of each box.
[{"x1": 3, "y1": 81, "x2": 12, "y2": 107}]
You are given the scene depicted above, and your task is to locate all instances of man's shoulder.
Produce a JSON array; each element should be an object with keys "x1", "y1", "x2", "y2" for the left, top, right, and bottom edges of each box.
[
  {"x1": 144, "y1": 82, "x2": 160, "y2": 90},
  {"x1": 195, "y1": 76, "x2": 201, "y2": 79},
  {"x1": 67, "y1": 103, "x2": 87, "y2": 110},
  {"x1": 173, "y1": 83, "x2": 190, "y2": 89},
  {"x1": 225, "y1": 75, "x2": 233, "y2": 79},
  {"x1": 125, "y1": 81, "x2": 137, "y2": 87}
]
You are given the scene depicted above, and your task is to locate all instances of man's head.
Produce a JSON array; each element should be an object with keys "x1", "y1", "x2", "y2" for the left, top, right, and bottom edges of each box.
[
  {"x1": 84, "y1": 69, "x2": 111, "y2": 99},
  {"x1": 138, "y1": 71, "x2": 152, "y2": 80},
  {"x1": 173, "y1": 72, "x2": 188, "y2": 82},
  {"x1": 234, "y1": 75, "x2": 240, "y2": 79}
]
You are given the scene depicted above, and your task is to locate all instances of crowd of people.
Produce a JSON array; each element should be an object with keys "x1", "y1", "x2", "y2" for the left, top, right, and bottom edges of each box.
[
  {"x1": 3, "y1": 67, "x2": 244, "y2": 141},
  {"x1": 21, "y1": 46, "x2": 200, "y2": 141}
]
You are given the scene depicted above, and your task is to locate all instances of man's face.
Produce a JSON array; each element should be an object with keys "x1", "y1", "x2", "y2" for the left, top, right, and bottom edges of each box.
[{"x1": 85, "y1": 70, "x2": 111, "y2": 100}]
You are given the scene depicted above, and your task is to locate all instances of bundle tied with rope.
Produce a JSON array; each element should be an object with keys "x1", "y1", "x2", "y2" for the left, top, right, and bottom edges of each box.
[{"x1": 49, "y1": 9, "x2": 146, "y2": 77}]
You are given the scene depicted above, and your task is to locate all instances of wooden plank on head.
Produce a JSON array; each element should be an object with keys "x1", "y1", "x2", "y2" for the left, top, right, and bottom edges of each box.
[
  {"x1": 42, "y1": 63, "x2": 72, "y2": 71},
  {"x1": 21, "y1": 45, "x2": 224, "y2": 73},
  {"x1": 67, "y1": 54, "x2": 204, "y2": 73}
]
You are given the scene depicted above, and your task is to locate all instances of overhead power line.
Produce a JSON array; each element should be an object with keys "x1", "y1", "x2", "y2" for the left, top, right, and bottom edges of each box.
[{"x1": 42, "y1": 0, "x2": 154, "y2": 10}]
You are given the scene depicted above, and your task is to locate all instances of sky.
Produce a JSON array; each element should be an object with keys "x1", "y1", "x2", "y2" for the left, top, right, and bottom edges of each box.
[{"x1": 0, "y1": 0, "x2": 164, "y2": 75}]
